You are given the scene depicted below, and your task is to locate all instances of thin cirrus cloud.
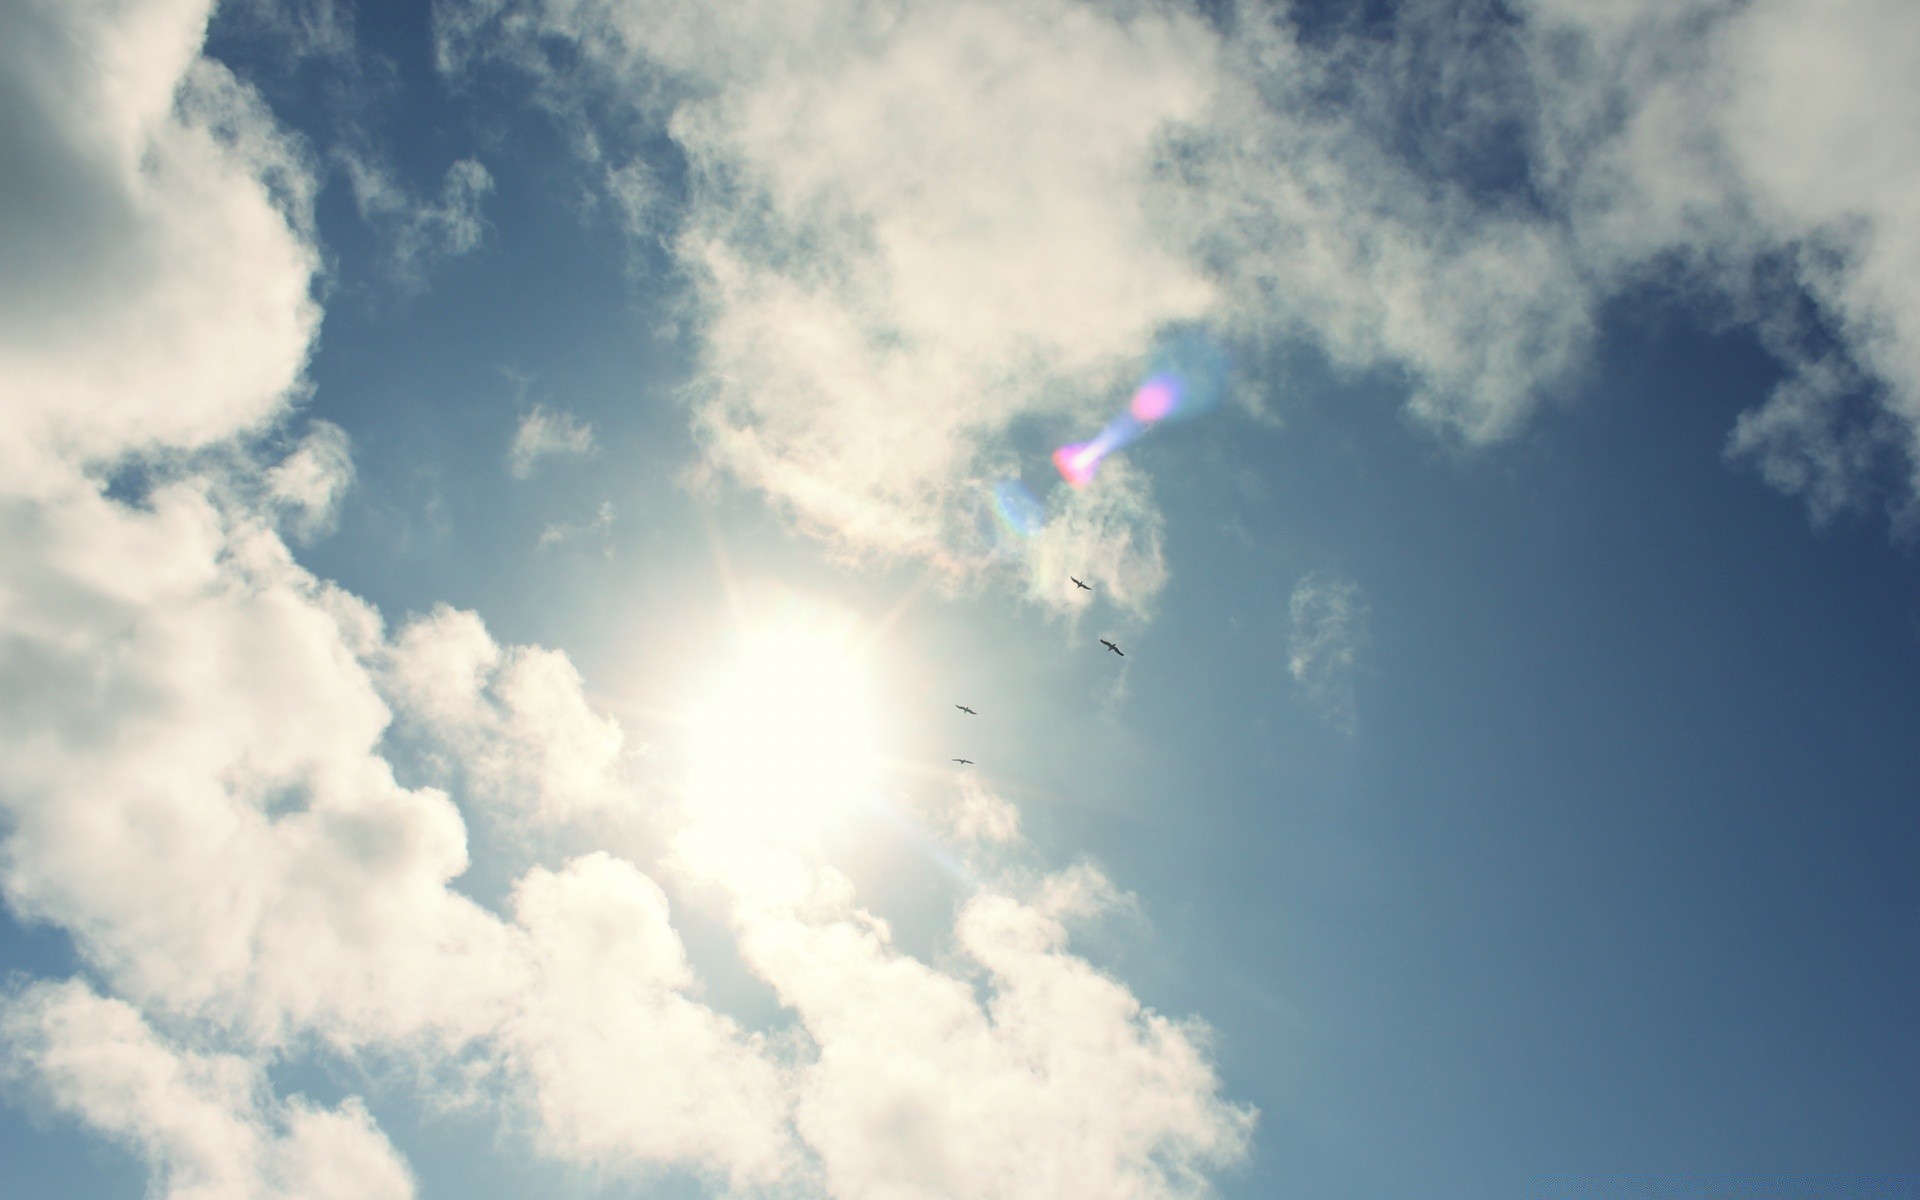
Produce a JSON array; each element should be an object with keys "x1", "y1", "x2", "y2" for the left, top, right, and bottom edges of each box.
[
  {"x1": 0, "y1": 9, "x2": 1252, "y2": 1198},
  {"x1": 338, "y1": 153, "x2": 496, "y2": 291},
  {"x1": 444, "y1": 0, "x2": 1920, "y2": 594},
  {"x1": 1288, "y1": 572, "x2": 1370, "y2": 737}
]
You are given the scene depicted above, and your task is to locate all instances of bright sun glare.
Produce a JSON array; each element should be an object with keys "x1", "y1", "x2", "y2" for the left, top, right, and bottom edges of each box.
[{"x1": 686, "y1": 600, "x2": 883, "y2": 841}]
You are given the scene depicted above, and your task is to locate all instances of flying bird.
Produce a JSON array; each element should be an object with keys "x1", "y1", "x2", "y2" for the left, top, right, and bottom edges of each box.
[
  {"x1": 951, "y1": 758, "x2": 974, "y2": 765},
  {"x1": 1070, "y1": 576, "x2": 1092, "y2": 590},
  {"x1": 1099, "y1": 639, "x2": 1125, "y2": 656},
  {"x1": 955, "y1": 705, "x2": 977, "y2": 715}
]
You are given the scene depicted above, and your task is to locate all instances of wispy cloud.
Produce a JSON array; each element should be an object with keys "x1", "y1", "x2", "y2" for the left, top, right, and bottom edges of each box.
[
  {"x1": 339, "y1": 154, "x2": 494, "y2": 291},
  {"x1": 1288, "y1": 572, "x2": 1370, "y2": 736},
  {"x1": 536, "y1": 499, "x2": 615, "y2": 553},
  {"x1": 508, "y1": 405, "x2": 596, "y2": 479}
]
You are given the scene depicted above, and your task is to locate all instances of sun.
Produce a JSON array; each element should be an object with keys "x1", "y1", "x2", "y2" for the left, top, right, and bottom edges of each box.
[{"x1": 684, "y1": 598, "x2": 884, "y2": 843}]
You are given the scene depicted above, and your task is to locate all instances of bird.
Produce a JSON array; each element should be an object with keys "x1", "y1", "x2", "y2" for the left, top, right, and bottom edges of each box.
[
  {"x1": 951, "y1": 758, "x2": 974, "y2": 765},
  {"x1": 1070, "y1": 576, "x2": 1092, "y2": 590},
  {"x1": 1099, "y1": 638, "x2": 1125, "y2": 656},
  {"x1": 955, "y1": 705, "x2": 977, "y2": 715}
]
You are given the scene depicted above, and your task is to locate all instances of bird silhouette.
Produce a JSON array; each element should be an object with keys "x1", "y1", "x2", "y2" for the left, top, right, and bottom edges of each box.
[
  {"x1": 1099, "y1": 638, "x2": 1125, "y2": 656},
  {"x1": 955, "y1": 705, "x2": 977, "y2": 715},
  {"x1": 1070, "y1": 576, "x2": 1092, "y2": 591},
  {"x1": 951, "y1": 758, "x2": 974, "y2": 765}
]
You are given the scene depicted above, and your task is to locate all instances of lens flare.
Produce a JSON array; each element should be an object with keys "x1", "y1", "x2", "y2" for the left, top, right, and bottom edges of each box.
[
  {"x1": 1129, "y1": 375, "x2": 1181, "y2": 422},
  {"x1": 990, "y1": 478, "x2": 1047, "y2": 539},
  {"x1": 1053, "y1": 325, "x2": 1228, "y2": 487},
  {"x1": 1052, "y1": 415, "x2": 1145, "y2": 487}
]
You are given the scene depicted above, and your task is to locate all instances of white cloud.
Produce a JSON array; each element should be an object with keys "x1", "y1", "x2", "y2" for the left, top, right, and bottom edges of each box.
[
  {"x1": 1287, "y1": 572, "x2": 1369, "y2": 736},
  {"x1": 448, "y1": 0, "x2": 1920, "y2": 563},
  {"x1": 944, "y1": 774, "x2": 1022, "y2": 846},
  {"x1": 1515, "y1": 0, "x2": 1920, "y2": 520},
  {"x1": 2, "y1": 980, "x2": 416, "y2": 1200},
  {"x1": 0, "y1": 0, "x2": 320, "y2": 495},
  {"x1": 387, "y1": 604, "x2": 636, "y2": 826},
  {"x1": 507, "y1": 405, "x2": 597, "y2": 479},
  {"x1": 691, "y1": 849, "x2": 1254, "y2": 1200},
  {"x1": 453, "y1": 0, "x2": 1218, "y2": 604},
  {"x1": 500, "y1": 853, "x2": 795, "y2": 1186},
  {"x1": 266, "y1": 419, "x2": 354, "y2": 540},
  {"x1": 0, "y1": 483, "x2": 530, "y2": 1049}
]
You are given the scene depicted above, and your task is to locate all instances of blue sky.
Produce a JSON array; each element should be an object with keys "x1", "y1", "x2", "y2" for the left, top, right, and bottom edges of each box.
[{"x1": 3, "y1": 1, "x2": 1918, "y2": 1198}]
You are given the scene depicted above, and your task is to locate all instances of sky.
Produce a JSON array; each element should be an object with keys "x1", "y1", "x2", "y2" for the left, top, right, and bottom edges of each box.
[{"x1": 2, "y1": 1, "x2": 1918, "y2": 1198}]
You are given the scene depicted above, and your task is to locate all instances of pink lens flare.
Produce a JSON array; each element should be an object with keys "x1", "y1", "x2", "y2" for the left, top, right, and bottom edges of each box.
[
  {"x1": 1053, "y1": 442, "x2": 1101, "y2": 487},
  {"x1": 1052, "y1": 415, "x2": 1143, "y2": 487},
  {"x1": 1129, "y1": 375, "x2": 1181, "y2": 422},
  {"x1": 1050, "y1": 327, "x2": 1226, "y2": 487}
]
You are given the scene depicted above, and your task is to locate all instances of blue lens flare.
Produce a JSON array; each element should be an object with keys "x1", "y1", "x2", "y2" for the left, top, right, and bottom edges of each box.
[{"x1": 990, "y1": 478, "x2": 1047, "y2": 539}]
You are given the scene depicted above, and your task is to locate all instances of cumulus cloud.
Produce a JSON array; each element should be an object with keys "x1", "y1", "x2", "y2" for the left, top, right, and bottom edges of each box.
[
  {"x1": 1288, "y1": 572, "x2": 1369, "y2": 736},
  {"x1": 500, "y1": 853, "x2": 795, "y2": 1185},
  {"x1": 387, "y1": 604, "x2": 635, "y2": 825},
  {"x1": 0, "y1": 0, "x2": 320, "y2": 495},
  {"x1": 2, "y1": 980, "x2": 415, "y2": 1200},
  {"x1": 507, "y1": 405, "x2": 597, "y2": 479},
  {"x1": 676, "y1": 835, "x2": 1255, "y2": 1200}
]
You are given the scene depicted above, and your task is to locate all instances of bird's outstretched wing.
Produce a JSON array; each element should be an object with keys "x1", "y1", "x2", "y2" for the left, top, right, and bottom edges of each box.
[
  {"x1": 955, "y1": 705, "x2": 977, "y2": 714},
  {"x1": 951, "y1": 758, "x2": 973, "y2": 765},
  {"x1": 1071, "y1": 576, "x2": 1092, "y2": 590}
]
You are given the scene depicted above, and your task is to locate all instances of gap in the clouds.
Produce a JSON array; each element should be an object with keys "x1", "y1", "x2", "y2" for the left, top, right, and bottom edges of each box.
[
  {"x1": 98, "y1": 459, "x2": 161, "y2": 510},
  {"x1": 1124, "y1": 288, "x2": 1920, "y2": 1194},
  {"x1": 0, "y1": 1103, "x2": 144, "y2": 1200},
  {"x1": 208, "y1": 0, "x2": 706, "y2": 651},
  {"x1": 0, "y1": 906, "x2": 84, "y2": 986}
]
